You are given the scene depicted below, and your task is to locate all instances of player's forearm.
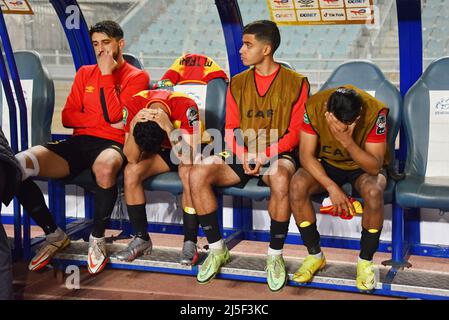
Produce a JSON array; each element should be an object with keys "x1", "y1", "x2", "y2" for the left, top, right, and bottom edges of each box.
[
  {"x1": 61, "y1": 109, "x2": 100, "y2": 128},
  {"x1": 123, "y1": 134, "x2": 141, "y2": 164},
  {"x1": 345, "y1": 141, "x2": 382, "y2": 175},
  {"x1": 301, "y1": 155, "x2": 338, "y2": 192}
]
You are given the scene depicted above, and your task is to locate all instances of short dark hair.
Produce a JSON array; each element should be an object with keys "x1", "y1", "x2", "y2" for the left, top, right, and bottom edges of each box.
[
  {"x1": 243, "y1": 20, "x2": 281, "y2": 54},
  {"x1": 89, "y1": 20, "x2": 124, "y2": 40},
  {"x1": 327, "y1": 87, "x2": 363, "y2": 124},
  {"x1": 133, "y1": 121, "x2": 165, "y2": 154}
]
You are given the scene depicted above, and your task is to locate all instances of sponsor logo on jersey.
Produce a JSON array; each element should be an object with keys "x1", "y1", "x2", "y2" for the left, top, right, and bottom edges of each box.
[
  {"x1": 186, "y1": 106, "x2": 199, "y2": 127},
  {"x1": 303, "y1": 111, "x2": 310, "y2": 124},
  {"x1": 376, "y1": 113, "x2": 386, "y2": 135}
]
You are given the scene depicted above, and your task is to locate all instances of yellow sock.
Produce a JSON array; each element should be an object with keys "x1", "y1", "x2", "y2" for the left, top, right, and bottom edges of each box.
[
  {"x1": 299, "y1": 221, "x2": 312, "y2": 228},
  {"x1": 368, "y1": 228, "x2": 379, "y2": 233},
  {"x1": 184, "y1": 206, "x2": 197, "y2": 214}
]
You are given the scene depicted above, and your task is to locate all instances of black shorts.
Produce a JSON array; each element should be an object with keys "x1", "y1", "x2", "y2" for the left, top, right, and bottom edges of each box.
[
  {"x1": 44, "y1": 135, "x2": 125, "y2": 178},
  {"x1": 217, "y1": 149, "x2": 300, "y2": 188},
  {"x1": 321, "y1": 160, "x2": 387, "y2": 192},
  {"x1": 157, "y1": 147, "x2": 178, "y2": 172}
]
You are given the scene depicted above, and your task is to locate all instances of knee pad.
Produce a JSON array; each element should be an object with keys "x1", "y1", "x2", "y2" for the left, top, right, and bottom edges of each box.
[{"x1": 15, "y1": 151, "x2": 40, "y2": 180}]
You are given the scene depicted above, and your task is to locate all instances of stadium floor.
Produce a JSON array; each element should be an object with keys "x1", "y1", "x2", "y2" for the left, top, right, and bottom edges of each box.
[{"x1": 9, "y1": 225, "x2": 448, "y2": 300}]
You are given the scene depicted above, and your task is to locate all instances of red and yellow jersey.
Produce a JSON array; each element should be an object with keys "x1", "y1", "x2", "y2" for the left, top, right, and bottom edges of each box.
[
  {"x1": 158, "y1": 53, "x2": 228, "y2": 85},
  {"x1": 62, "y1": 62, "x2": 150, "y2": 144},
  {"x1": 124, "y1": 89, "x2": 202, "y2": 148}
]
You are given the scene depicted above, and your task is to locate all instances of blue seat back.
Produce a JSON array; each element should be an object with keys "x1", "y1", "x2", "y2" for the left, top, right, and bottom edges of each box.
[
  {"x1": 202, "y1": 78, "x2": 228, "y2": 134},
  {"x1": 123, "y1": 53, "x2": 144, "y2": 70},
  {"x1": 0, "y1": 50, "x2": 54, "y2": 146},
  {"x1": 403, "y1": 56, "x2": 449, "y2": 176}
]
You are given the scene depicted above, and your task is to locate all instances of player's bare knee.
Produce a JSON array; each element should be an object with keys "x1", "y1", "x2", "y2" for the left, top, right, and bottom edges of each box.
[
  {"x1": 363, "y1": 186, "x2": 384, "y2": 208},
  {"x1": 189, "y1": 165, "x2": 213, "y2": 190},
  {"x1": 93, "y1": 163, "x2": 116, "y2": 188},
  {"x1": 124, "y1": 164, "x2": 143, "y2": 189},
  {"x1": 271, "y1": 186, "x2": 290, "y2": 201},
  {"x1": 269, "y1": 172, "x2": 291, "y2": 199},
  {"x1": 289, "y1": 174, "x2": 310, "y2": 201}
]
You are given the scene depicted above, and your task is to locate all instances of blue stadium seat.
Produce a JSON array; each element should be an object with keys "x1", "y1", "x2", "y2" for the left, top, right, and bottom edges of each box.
[
  {"x1": 130, "y1": 1, "x2": 364, "y2": 69},
  {"x1": 427, "y1": 39, "x2": 446, "y2": 56},
  {"x1": 221, "y1": 177, "x2": 270, "y2": 201},
  {"x1": 297, "y1": 45, "x2": 316, "y2": 59},
  {"x1": 396, "y1": 56, "x2": 449, "y2": 211},
  {"x1": 0, "y1": 50, "x2": 55, "y2": 146},
  {"x1": 310, "y1": 28, "x2": 328, "y2": 39},
  {"x1": 332, "y1": 43, "x2": 348, "y2": 58}
]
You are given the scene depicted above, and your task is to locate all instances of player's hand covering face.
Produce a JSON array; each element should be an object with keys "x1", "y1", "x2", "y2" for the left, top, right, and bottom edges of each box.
[
  {"x1": 325, "y1": 111, "x2": 358, "y2": 148},
  {"x1": 92, "y1": 32, "x2": 121, "y2": 74}
]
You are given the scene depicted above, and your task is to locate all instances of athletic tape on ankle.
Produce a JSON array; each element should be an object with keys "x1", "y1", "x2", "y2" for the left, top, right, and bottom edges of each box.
[
  {"x1": 184, "y1": 206, "x2": 197, "y2": 214},
  {"x1": 368, "y1": 229, "x2": 379, "y2": 233},
  {"x1": 15, "y1": 151, "x2": 40, "y2": 180},
  {"x1": 299, "y1": 221, "x2": 312, "y2": 228}
]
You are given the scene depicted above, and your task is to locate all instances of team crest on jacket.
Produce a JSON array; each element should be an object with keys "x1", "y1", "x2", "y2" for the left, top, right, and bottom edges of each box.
[
  {"x1": 123, "y1": 107, "x2": 128, "y2": 125},
  {"x1": 186, "y1": 107, "x2": 199, "y2": 127}
]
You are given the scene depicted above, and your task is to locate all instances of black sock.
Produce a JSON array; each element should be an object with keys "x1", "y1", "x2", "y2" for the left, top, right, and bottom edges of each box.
[
  {"x1": 183, "y1": 210, "x2": 199, "y2": 243},
  {"x1": 16, "y1": 178, "x2": 57, "y2": 235},
  {"x1": 269, "y1": 219, "x2": 289, "y2": 250},
  {"x1": 297, "y1": 222, "x2": 321, "y2": 255},
  {"x1": 91, "y1": 185, "x2": 118, "y2": 238},
  {"x1": 360, "y1": 227, "x2": 382, "y2": 261},
  {"x1": 197, "y1": 211, "x2": 222, "y2": 244},
  {"x1": 127, "y1": 204, "x2": 149, "y2": 241}
]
